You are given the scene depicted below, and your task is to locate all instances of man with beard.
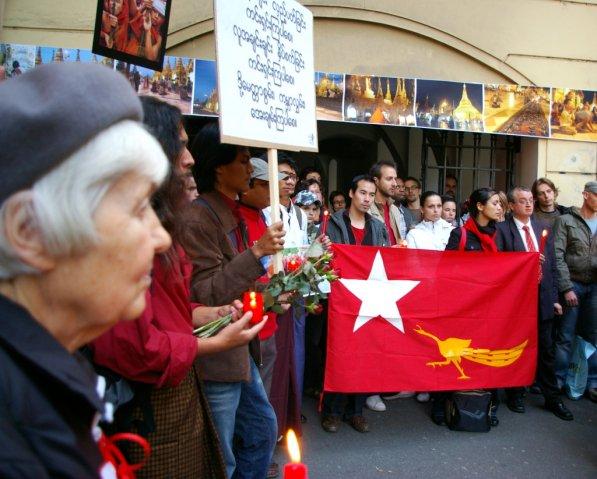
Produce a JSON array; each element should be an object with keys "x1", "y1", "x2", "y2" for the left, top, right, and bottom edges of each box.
[
  {"x1": 532, "y1": 177, "x2": 569, "y2": 226},
  {"x1": 368, "y1": 159, "x2": 411, "y2": 244},
  {"x1": 404, "y1": 176, "x2": 423, "y2": 224}
]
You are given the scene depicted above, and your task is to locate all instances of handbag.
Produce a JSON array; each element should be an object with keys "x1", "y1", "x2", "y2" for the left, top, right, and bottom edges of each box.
[{"x1": 445, "y1": 390, "x2": 492, "y2": 432}]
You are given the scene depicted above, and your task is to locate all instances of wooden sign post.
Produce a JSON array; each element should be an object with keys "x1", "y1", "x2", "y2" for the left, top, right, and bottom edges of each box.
[{"x1": 213, "y1": 0, "x2": 318, "y2": 272}]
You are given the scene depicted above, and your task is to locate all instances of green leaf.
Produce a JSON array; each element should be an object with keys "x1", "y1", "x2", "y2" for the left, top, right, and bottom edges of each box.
[{"x1": 270, "y1": 304, "x2": 285, "y2": 314}]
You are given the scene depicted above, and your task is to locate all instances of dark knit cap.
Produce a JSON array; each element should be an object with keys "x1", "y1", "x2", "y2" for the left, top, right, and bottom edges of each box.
[{"x1": 0, "y1": 62, "x2": 143, "y2": 205}]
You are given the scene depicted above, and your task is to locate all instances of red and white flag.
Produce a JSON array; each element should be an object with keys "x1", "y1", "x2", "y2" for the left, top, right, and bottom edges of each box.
[{"x1": 324, "y1": 244, "x2": 539, "y2": 392}]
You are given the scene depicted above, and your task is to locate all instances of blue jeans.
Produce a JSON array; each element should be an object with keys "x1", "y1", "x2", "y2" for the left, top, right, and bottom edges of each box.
[
  {"x1": 293, "y1": 304, "x2": 306, "y2": 411},
  {"x1": 203, "y1": 360, "x2": 277, "y2": 479},
  {"x1": 554, "y1": 281, "x2": 597, "y2": 389}
]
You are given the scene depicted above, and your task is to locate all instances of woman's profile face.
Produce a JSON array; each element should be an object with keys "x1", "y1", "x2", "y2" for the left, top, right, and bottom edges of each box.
[
  {"x1": 478, "y1": 194, "x2": 503, "y2": 222},
  {"x1": 421, "y1": 194, "x2": 442, "y2": 222},
  {"x1": 51, "y1": 172, "x2": 171, "y2": 336}
]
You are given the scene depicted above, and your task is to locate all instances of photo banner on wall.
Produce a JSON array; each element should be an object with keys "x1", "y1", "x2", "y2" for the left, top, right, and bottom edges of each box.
[
  {"x1": 92, "y1": 0, "x2": 171, "y2": 71},
  {"x1": 2, "y1": 42, "x2": 597, "y2": 144}
]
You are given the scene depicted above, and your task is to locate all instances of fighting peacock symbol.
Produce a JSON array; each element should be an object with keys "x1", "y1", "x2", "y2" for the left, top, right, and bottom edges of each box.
[{"x1": 414, "y1": 325, "x2": 528, "y2": 380}]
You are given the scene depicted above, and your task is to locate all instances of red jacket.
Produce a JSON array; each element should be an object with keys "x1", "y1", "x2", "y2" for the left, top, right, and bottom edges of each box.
[
  {"x1": 238, "y1": 203, "x2": 278, "y2": 340},
  {"x1": 90, "y1": 245, "x2": 198, "y2": 388}
]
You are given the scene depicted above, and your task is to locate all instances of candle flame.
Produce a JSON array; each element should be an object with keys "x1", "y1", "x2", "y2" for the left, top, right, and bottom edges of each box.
[
  {"x1": 250, "y1": 291, "x2": 256, "y2": 299},
  {"x1": 286, "y1": 429, "x2": 300, "y2": 463},
  {"x1": 542, "y1": 229, "x2": 548, "y2": 238},
  {"x1": 250, "y1": 300, "x2": 256, "y2": 307},
  {"x1": 324, "y1": 210, "x2": 329, "y2": 217}
]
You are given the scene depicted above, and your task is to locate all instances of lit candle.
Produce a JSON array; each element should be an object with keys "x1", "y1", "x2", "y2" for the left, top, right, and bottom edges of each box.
[
  {"x1": 242, "y1": 291, "x2": 264, "y2": 325},
  {"x1": 539, "y1": 229, "x2": 548, "y2": 254},
  {"x1": 284, "y1": 429, "x2": 308, "y2": 479},
  {"x1": 319, "y1": 210, "x2": 329, "y2": 237}
]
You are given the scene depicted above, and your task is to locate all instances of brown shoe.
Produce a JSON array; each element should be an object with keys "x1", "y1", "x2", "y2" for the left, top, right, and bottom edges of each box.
[
  {"x1": 321, "y1": 415, "x2": 340, "y2": 433},
  {"x1": 346, "y1": 415, "x2": 370, "y2": 433}
]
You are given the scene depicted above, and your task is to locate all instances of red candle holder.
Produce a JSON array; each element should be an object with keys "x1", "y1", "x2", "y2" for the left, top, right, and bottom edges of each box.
[
  {"x1": 284, "y1": 429, "x2": 308, "y2": 479},
  {"x1": 320, "y1": 210, "x2": 329, "y2": 237},
  {"x1": 242, "y1": 291, "x2": 264, "y2": 325},
  {"x1": 539, "y1": 229, "x2": 548, "y2": 254}
]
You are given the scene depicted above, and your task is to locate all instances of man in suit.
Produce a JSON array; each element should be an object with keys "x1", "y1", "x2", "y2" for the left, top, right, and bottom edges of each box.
[{"x1": 496, "y1": 186, "x2": 573, "y2": 421}]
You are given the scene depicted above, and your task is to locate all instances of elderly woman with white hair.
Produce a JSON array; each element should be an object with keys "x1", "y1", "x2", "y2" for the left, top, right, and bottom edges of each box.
[{"x1": 0, "y1": 63, "x2": 171, "y2": 477}]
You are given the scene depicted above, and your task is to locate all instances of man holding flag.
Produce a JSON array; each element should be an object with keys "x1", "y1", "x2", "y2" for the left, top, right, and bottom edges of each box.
[
  {"x1": 321, "y1": 174, "x2": 389, "y2": 433},
  {"x1": 495, "y1": 186, "x2": 573, "y2": 421}
]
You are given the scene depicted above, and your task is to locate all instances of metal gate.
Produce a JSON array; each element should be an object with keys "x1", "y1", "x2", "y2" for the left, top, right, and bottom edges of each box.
[{"x1": 420, "y1": 130, "x2": 518, "y2": 210}]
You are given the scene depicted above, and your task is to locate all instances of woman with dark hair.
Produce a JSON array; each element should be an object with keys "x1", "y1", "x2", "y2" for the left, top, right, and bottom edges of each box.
[
  {"x1": 329, "y1": 190, "x2": 347, "y2": 212},
  {"x1": 299, "y1": 165, "x2": 322, "y2": 184},
  {"x1": 431, "y1": 188, "x2": 503, "y2": 427},
  {"x1": 406, "y1": 191, "x2": 453, "y2": 250},
  {"x1": 297, "y1": 177, "x2": 324, "y2": 207},
  {"x1": 91, "y1": 99, "x2": 264, "y2": 478},
  {"x1": 446, "y1": 188, "x2": 502, "y2": 252}
]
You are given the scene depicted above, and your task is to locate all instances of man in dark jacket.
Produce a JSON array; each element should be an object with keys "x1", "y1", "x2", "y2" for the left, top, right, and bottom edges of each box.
[
  {"x1": 184, "y1": 123, "x2": 285, "y2": 479},
  {"x1": 552, "y1": 180, "x2": 597, "y2": 402},
  {"x1": 321, "y1": 175, "x2": 389, "y2": 434},
  {"x1": 496, "y1": 186, "x2": 573, "y2": 420}
]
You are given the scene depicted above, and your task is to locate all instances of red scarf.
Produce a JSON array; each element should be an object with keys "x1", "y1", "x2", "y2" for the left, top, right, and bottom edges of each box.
[{"x1": 463, "y1": 217, "x2": 497, "y2": 252}]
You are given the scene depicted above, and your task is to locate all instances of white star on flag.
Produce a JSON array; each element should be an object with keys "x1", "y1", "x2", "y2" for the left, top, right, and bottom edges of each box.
[{"x1": 340, "y1": 251, "x2": 420, "y2": 333}]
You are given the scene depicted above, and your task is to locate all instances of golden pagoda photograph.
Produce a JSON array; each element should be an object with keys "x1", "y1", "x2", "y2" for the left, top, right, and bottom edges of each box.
[
  {"x1": 0, "y1": 43, "x2": 35, "y2": 79},
  {"x1": 551, "y1": 88, "x2": 597, "y2": 142},
  {"x1": 36, "y1": 47, "x2": 106, "y2": 66},
  {"x1": 484, "y1": 84, "x2": 550, "y2": 137},
  {"x1": 192, "y1": 59, "x2": 219, "y2": 116},
  {"x1": 314, "y1": 72, "x2": 344, "y2": 121},
  {"x1": 416, "y1": 80, "x2": 484, "y2": 132},
  {"x1": 114, "y1": 55, "x2": 194, "y2": 114},
  {"x1": 344, "y1": 74, "x2": 415, "y2": 126}
]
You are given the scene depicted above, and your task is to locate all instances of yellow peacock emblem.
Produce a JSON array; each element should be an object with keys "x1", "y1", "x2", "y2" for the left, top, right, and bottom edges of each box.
[{"x1": 414, "y1": 325, "x2": 528, "y2": 380}]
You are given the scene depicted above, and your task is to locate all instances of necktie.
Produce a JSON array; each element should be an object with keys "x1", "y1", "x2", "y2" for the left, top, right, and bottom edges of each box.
[{"x1": 522, "y1": 225, "x2": 536, "y2": 252}]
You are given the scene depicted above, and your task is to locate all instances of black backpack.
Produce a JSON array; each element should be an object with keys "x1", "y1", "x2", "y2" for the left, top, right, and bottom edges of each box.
[{"x1": 445, "y1": 390, "x2": 492, "y2": 432}]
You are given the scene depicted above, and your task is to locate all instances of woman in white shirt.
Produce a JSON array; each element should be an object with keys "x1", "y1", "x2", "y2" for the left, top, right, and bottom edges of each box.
[
  {"x1": 405, "y1": 191, "x2": 454, "y2": 403},
  {"x1": 406, "y1": 191, "x2": 454, "y2": 251}
]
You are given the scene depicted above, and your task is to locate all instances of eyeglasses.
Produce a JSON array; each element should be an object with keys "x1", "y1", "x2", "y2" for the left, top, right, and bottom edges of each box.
[
  {"x1": 404, "y1": 186, "x2": 419, "y2": 192},
  {"x1": 516, "y1": 199, "x2": 534, "y2": 205},
  {"x1": 280, "y1": 172, "x2": 297, "y2": 181}
]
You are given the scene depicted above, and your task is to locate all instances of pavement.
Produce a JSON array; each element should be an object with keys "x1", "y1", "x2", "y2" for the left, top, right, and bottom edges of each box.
[{"x1": 273, "y1": 393, "x2": 596, "y2": 478}]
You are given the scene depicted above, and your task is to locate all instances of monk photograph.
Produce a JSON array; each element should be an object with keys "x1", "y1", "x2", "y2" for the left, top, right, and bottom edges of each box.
[{"x1": 92, "y1": 0, "x2": 171, "y2": 71}]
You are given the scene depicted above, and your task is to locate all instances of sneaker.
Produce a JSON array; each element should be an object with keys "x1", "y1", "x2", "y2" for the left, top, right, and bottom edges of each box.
[
  {"x1": 382, "y1": 391, "x2": 415, "y2": 400},
  {"x1": 416, "y1": 392, "x2": 430, "y2": 403},
  {"x1": 366, "y1": 395, "x2": 386, "y2": 412}
]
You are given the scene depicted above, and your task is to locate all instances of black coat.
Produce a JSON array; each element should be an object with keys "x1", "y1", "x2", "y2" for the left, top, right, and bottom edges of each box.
[
  {"x1": 0, "y1": 294, "x2": 103, "y2": 478},
  {"x1": 495, "y1": 217, "x2": 558, "y2": 321},
  {"x1": 445, "y1": 221, "x2": 497, "y2": 252}
]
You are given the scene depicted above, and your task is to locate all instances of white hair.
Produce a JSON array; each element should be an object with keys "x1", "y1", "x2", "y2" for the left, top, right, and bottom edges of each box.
[{"x1": 0, "y1": 120, "x2": 168, "y2": 279}]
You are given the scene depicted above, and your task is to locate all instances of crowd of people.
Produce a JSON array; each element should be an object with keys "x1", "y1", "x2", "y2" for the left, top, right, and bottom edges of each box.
[{"x1": 0, "y1": 63, "x2": 595, "y2": 479}]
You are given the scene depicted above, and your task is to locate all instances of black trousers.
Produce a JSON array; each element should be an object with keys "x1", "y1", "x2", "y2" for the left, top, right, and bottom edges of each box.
[
  {"x1": 507, "y1": 318, "x2": 560, "y2": 403},
  {"x1": 322, "y1": 393, "x2": 366, "y2": 419}
]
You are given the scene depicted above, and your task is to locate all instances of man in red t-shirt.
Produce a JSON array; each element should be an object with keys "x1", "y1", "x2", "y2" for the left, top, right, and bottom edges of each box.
[
  {"x1": 321, "y1": 174, "x2": 389, "y2": 434},
  {"x1": 238, "y1": 158, "x2": 287, "y2": 396}
]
